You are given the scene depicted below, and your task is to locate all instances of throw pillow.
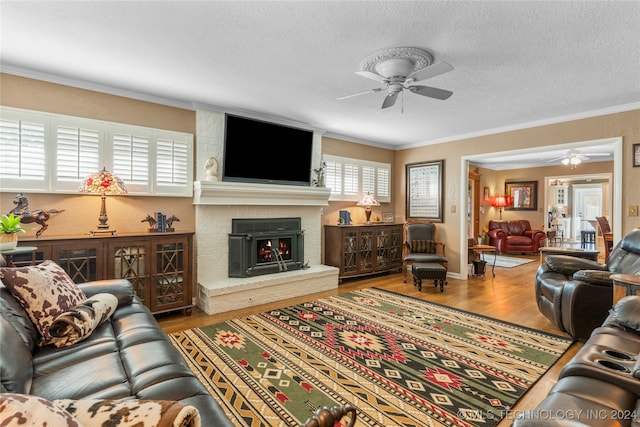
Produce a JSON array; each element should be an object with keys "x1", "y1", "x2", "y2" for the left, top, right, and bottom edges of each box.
[
  {"x1": 43, "y1": 292, "x2": 119, "y2": 348},
  {"x1": 0, "y1": 393, "x2": 83, "y2": 427},
  {"x1": 54, "y1": 398, "x2": 201, "y2": 427},
  {"x1": 0, "y1": 260, "x2": 86, "y2": 343},
  {"x1": 408, "y1": 240, "x2": 436, "y2": 254},
  {"x1": 611, "y1": 295, "x2": 640, "y2": 332}
]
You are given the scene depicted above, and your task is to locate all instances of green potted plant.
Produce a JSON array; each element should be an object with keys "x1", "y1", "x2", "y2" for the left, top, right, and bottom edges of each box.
[{"x1": 0, "y1": 213, "x2": 26, "y2": 250}]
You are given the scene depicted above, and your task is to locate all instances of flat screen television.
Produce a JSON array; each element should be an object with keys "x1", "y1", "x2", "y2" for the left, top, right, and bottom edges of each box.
[{"x1": 222, "y1": 114, "x2": 314, "y2": 186}]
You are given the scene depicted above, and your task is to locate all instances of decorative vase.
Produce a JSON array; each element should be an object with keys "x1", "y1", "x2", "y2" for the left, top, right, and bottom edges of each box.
[
  {"x1": 477, "y1": 237, "x2": 483, "y2": 246},
  {"x1": 0, "y1": 233, "x2": 18, "y2": 250}
]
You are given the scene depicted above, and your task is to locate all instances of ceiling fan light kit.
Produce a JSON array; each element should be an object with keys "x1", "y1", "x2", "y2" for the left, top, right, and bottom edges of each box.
[
  {"x1": 548, "y1": 149, "x2": 610, "y2": 168},
  {"x1": 338, "y1": 46, "x2": 454, "y2": 110}
]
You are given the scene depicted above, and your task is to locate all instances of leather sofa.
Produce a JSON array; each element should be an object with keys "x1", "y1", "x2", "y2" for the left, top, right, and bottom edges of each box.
[
  {"x1": 513, "y1": 295, "x2": 640, "y2": 427},
  {"x1": 488, "y1": 220, "x2": 546, "y2": 253},
  {"x1": 0, "y1": 277, "x2": 233, "y2": 426},
  {"x1": 535, "y1": 228, "x2": 640, "y2": 341}
]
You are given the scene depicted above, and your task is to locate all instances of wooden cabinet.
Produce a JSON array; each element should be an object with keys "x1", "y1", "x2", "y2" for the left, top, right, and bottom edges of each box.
[
  {"x1": 324, "y1": 224, "x2": 402, "y2": 280},
  {"x1": 13, "y1": 232, "x2": 193, "y2": 315},
  {"x1": 554, "y1": 185, "x2": 568, "y2": 205}
]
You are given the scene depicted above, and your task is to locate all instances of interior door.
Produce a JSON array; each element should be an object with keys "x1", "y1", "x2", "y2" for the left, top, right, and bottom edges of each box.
[
  {"x1": 572, "y1": 184, "x2": 602, "y2": 237},
  {"x1": 468, "y1": 169, "x2": 481, "y2": 239}
]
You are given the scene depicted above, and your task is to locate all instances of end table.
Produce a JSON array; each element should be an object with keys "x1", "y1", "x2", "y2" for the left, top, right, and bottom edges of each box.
[
  {"x1": 611, "y1": 273, "x2": 640, "y2": 305},
  {"x1": 0, "y1": 246, "x2": 38, "y2": 267}
]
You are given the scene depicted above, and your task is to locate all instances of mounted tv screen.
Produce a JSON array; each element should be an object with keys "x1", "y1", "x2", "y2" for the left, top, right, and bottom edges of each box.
[{"x1": 222, "y1": 114, "x2": 314, "y2": 186}]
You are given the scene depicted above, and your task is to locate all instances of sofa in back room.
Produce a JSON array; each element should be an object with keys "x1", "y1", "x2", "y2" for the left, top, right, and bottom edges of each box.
[
  {"x1": 0, "y1": 260, "x2": 234, "y2": 426},
  {"x1": 488, "y1": 219, "x2": 546, "y2": 254}
]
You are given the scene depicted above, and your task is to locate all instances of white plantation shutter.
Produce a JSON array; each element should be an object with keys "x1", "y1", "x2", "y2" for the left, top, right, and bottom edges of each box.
[
  {"x1": 343, "y1": 163, "x2": 359, "y2": 196},
  {"x1": 323, "y1": 155, "x2": 391, "y2": 202},
  {"x1": 0, "y1": 107, "x2": 193, "y2": 196},
  {"x1": 324, "y1": 159, "x2": 341, "y2": 194},
  {"x1": 56, "y1": 125, "x2": 100, "y2": 182},
  {"x1": 0, "y1": 110, "x2": 48, "y2": 190},
  {"x1": 113, "y1": 132, "x2": 149, "y2": 192},
  {"x1": 362, "y1": 165, "x2": 375, "y2": 196},
  {"x1": 0, "y1": 118, "x2": 46, "y2": 179},
  {"x1": 376, "y1": 165, "x2": 390, "y2": 200},
  {"x1": 155, "y1": 136, "x2": 192, "y2": 194}
]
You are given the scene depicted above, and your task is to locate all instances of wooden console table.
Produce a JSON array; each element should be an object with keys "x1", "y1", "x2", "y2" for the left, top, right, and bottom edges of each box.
[
  {"x1": 611, "y1": 273, "x2": 640, "y2": 305},
  {"x1": 324, "y1": 223, "x2": 403, "y2": 280},
  {"x1": 12, "y1": 232, "x2": 194, "y2": 315}
]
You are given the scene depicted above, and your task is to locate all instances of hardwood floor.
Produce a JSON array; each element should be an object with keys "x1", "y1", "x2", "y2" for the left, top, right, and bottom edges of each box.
[{"x1": 157, "y1": 255, "x2": 582, "y2": 426}]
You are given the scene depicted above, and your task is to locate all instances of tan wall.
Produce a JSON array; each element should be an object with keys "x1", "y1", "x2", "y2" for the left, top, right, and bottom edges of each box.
[{"x1": 0, "y1": 73, "x2": 197, "y2": 237}]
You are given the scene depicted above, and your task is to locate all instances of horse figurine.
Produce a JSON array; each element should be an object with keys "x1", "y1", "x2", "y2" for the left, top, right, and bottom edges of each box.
[
  {"x1": 141, "y1": 214, "x2": 157, "y2": 230},
  {"x1": 166, "y1": 215, "x2": 180, "y2": 229},
  {"x1": 9, "y1": 193, "x2": 65, "y2": 238}
]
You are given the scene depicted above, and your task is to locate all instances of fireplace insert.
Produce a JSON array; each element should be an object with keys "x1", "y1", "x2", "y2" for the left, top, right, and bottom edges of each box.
[{"x1": 228, "y1": 218, "x2": 304, "y2": 277}]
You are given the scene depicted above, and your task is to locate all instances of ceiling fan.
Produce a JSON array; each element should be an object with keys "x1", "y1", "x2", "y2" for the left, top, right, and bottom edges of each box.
[
  {"x1": 547, "y1": 149, "x2": 611, "y2": 166},
  {"x1": 337, "y1": 47, "x2": 454, "y2": 110}
]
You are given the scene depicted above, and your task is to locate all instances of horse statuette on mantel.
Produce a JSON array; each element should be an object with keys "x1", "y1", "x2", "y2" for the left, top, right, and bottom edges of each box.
[{"x1": 9, "y1": 193, "x2": 65, "y2": 238}]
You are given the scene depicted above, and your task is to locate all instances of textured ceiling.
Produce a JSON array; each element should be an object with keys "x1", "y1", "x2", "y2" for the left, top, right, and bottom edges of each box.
[{"x1": 1, "y1": 1, "x2": 639, "y2": 161}]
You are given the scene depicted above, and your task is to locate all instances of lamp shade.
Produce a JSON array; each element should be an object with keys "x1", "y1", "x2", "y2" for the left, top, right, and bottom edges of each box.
[
  {"x1": 356, "y1": 193, "x2": 380, "y2": 207},
  {"x1": 491, "y1": 195, "x2": 510, "y2": 208},
  {"x1": 79, "y1": 167, "x2": 128, "y2": 195}
]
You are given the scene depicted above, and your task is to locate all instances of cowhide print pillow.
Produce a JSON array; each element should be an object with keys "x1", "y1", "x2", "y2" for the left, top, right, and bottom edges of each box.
[
  {"x1": 0, "y1": 260, "x2": 86, "y2": 343},
  {"x1": 43, "y1": 292, "x2": 119, "y2": 348},
  {"x1": 54, "y1": 398, "x2": 201, "y2": 427},
  {"x1": 0, "y1": 393, "x2": 83, "y2": 427}
]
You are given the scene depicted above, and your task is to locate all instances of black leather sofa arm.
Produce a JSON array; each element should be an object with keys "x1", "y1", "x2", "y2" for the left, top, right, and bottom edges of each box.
[
  {"x1": 544, "y1": 255, "x2": 607, "y2": 276},
  {"x1": 571, "y1": 270, "x2": 614, "y2": 287},
  {"x1": 77, "y1": 279, "x2": 135, "y2": 307}
]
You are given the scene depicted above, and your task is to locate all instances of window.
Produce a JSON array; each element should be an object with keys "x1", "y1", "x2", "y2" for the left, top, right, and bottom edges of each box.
[
  {"x1": 0, "y1": 110, "x2": 47, "y2": 191},
  {"x1": 0, "y1": 107, "x2": 193, "y2": 196},
  {"x1": 323, "y1": 154, "x2": 391, "y2": 202}
]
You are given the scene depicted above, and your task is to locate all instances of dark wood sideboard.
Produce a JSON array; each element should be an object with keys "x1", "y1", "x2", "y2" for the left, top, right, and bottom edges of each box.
[
  {"x1": 324, "y1": 223, "x2": 403, "y2": 280},
  {"x1": 10, "y1": 232, "x2": 194, "y2": 315}
]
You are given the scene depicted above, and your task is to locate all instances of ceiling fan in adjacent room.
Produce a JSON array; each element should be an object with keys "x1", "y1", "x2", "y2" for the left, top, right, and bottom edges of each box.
[
  {"x1": 337, "y1": 47, "x2": 454, "y2": 110},
  {"x1": 547, "y1": 149, "x2": 611, "y2": 167}
]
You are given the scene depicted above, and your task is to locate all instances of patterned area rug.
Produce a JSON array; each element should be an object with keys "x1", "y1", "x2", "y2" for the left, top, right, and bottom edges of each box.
[
  {"x1": 490, "y1": 255, "x2": 535, "y2": 268},
  {"x1": 169, "y1": 288, "x2": 572, "y2": 427}
]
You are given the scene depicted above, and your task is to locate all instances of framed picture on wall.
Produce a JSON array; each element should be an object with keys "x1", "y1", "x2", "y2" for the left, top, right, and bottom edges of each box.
[
  {"x1": 505, "y1": 180, "x2": 537, "y2": 211},
  {"x1": 634, "y1": 143, "x2": 640, "y2": 167},
  {"x1": 406, "y1": 160, "x2": 444, "y2": 222},
  {"x1": 483, "y1": 186, "x2": 490, "y2": 201}
]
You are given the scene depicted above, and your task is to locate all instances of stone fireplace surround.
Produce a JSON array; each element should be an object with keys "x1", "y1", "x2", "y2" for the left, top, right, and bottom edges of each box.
[{"x1": 193, "y1": 110, "x2": 339, "y2": 315}]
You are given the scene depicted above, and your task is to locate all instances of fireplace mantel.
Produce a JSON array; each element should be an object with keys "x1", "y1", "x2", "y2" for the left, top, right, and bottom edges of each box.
[{"x1": 193, "y1": 181, "x2": 331, "y2": 206}]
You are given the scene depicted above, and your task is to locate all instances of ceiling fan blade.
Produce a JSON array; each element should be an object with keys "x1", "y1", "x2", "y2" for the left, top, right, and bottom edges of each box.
[
  {"x1": 381, "y1": 92, "x2": 398, "y2": 109},
  {"x1": 547, "y1": 157, "x2": 565, "y2": 162},
  {"x1": 582, "y1": 153, "x2": 611, "y2": 157},
  {"x1": 355, "y1": 71, "x2": 388, "y2": 83},
  {"x1": 406, "y1": 61, "x2": 454, "y2": 83},
  {"x1": 409, "y1": 85, "x2": 453, "y2": 100},
  {"x1": 337, "y1": 87, "x2": 384, "y2": 100}
]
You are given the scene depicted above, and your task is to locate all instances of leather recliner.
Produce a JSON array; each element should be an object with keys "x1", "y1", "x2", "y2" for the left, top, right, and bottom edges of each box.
[
  {"x1": 535, "y1": 228, "x2": 640, "y2": 341},
  {"x1": 488, "y1": 220, "x2": 546, "y2": 253}
]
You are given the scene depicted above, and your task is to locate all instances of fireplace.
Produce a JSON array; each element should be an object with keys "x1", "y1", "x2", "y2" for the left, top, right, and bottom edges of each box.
[{"x1": 228, "y1": 217, "x2": 305, "y2": 277}]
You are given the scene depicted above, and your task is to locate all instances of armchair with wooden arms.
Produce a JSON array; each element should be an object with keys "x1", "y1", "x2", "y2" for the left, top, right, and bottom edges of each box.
[
  {"x1": 596, "y1": 216, "x2": 614, "y2": 261},
  {"x1": 402, "y1": 220, "x2": 448, "y2": 283}
]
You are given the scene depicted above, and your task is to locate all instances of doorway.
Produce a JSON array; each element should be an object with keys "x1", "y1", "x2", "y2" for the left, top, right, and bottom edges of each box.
[{"x1": 460, "y1": 136, "x2": 622, "y2": 279}]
